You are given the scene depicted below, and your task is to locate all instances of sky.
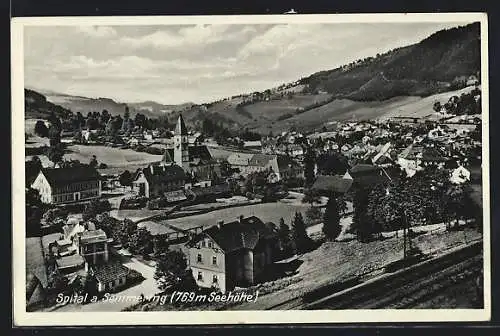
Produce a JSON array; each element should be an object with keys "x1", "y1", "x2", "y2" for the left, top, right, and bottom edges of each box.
[{"x1": 24, "y1": 22, "x2": 471, "y2": 105}]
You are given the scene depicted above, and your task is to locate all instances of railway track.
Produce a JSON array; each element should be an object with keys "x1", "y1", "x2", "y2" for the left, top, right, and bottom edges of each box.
[{"x1": 303, "y1": 241, "x2": 482, "y2": 310}]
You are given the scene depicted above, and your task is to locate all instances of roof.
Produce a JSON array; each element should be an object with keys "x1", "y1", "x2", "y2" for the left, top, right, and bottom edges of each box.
[
  {"x1": 350, "y1": 164, "x2": 381, "y2": 175},
  {"x1": 188, "y1": 216, "x2": 277, "y2": 253},
  {"x1": 165, "y1": 145, "x2": 214, "y2": 163},
  {"x1": 311, "y1": 175, "x2": 353, "y2": 194},
  {"x1": 175, "y1": 114, "x2": 187, "y2": 135},
  {"x1": 138, "y1": 221, "x2": 176, "y2": 236},
  {"x1": 249, "y1": 154, "x2": 275, "y2": 167},
  {"x1": 79, "y1": 229, "x2": 107, "y2": 244},
  {"x1": 91, "y1": 261, "x2": 130, "y2": 284},
  {"x1": 139, "y1": 163, "x2": 186, "y2": 185},
  {"x1": 40, "y1": 166, "x2": 101, "y2": 188},
  {"x1": 56, "y1": 254, "x2": 85, "y2": 269},
  {"x1": 227, "y1": 152, "x2": 254, "y2": 166}
]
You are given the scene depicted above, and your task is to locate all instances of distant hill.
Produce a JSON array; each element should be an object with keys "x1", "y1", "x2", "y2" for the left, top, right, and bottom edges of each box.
[
  {"x1": 26, "y1": 22, "x2": 480, "y2": 133},
  {"x1": 25, "y1": 89, "x2": 73, "y2": 119},
  {"x1": 301, "y1": 22, "x2": 480, "y2": 100}
]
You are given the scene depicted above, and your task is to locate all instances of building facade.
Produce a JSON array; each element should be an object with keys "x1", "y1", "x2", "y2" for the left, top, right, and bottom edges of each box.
[
  {"x1": 31, "y1": 166, "x2": 101, "y2": 205},
  {"x1": 186, "y1": 216, "x2": 278, "y2": 293}
]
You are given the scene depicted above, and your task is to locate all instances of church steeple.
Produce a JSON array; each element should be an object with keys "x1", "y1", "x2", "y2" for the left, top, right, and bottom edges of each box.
[
  {"x1": 174, "y1": 114, "x2": 189, "y2": 170},
  {"x1": 175, "y1": 114, "x2": 187, "y2": 136}
]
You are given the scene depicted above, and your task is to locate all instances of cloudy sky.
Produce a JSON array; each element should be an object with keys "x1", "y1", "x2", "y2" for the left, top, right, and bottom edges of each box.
[{"x1": 24, "y1": 22, "x2": 470, "y2": 105}]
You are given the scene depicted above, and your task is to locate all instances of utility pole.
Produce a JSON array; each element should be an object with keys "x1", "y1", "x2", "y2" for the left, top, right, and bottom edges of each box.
[{"x1": 402, "y1": 209, "x2": 407, "y2": 259}]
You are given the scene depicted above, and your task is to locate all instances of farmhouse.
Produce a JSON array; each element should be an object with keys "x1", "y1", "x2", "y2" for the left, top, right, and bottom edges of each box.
[
  {"x1": 186, "y1": 215, "x2": 278, "y2": 293},
  {"x1": 31, "y1": 166, "x2": 101, "y2": 205}
]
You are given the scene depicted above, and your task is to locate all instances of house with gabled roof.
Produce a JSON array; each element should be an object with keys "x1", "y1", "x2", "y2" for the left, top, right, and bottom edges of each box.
[
  {"x1": 31, "y1": 166, "x2": 101, "y2": 205},
  {"x1": 186, "y1": 215, "x2": 278, "y2": 293}
]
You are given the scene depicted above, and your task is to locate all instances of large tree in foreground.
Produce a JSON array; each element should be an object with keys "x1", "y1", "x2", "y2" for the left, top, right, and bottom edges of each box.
[{"x1": 323, "y1": 196, "x2": 342, "y2": 240}]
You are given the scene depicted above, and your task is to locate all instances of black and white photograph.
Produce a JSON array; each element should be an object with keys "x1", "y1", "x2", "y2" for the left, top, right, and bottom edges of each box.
[{"x1": 11, "y1": 13, "x2": 490, "y2": 325}]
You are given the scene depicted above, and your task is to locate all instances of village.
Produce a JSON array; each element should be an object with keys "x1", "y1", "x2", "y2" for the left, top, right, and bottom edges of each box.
[{"x1": 23, "y1": 79, "x2": 483, "y2": 312}]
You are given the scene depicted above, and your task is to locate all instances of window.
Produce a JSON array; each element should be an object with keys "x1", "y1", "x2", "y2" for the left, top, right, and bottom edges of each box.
[
  {"x1": 201, "y1": 241, "x2": 206, "y2": 248},
  {"x1": 208, "y1": 241, "x2": 212, "y2": 248},
  {"x1": 197, "y1": 254, "x2": 202, "y2": 263},
  {"x1": 213, "y1": 275, "x2": 218, "y2": 283},
  {"x1": 212, "y1": 256, "x2": 217, "y2": 265},
  {"x1": 197, "y1": 271, "x2": 203, "y2": 281}
]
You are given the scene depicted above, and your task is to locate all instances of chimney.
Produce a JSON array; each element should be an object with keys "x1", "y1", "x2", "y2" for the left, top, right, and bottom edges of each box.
[
  {"x1": 217, "y1": 220, "x2": 224, "y2": 229},
  {"x1": 238, "y1": 215, "x2": 244, "y2": 223},
  {"x1": 150, "y1": 165, "x2": 154, "y2": 174}
]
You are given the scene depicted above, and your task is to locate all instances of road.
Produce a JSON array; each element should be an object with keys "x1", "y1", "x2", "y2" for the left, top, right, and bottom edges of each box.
[{"x1": 303, "y1": 242, "x2": 483, "y2": 310}]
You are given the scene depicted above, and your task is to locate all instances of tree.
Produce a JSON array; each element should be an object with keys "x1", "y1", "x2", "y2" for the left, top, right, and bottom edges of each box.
[
  {"x1": 277, "y1": 217, "x2": 294, "y2": 257},
  {"x1": 46, "y1": 143, "x2": 64, "y2": 167},
  {"x1": 291, "y1": 212, "x2": 311, "y2": 253},
  {"x1": 82, "y1": 199, "x2": 111, "y2": 221},
  {"x1": 129, "y1": 227, "x2": 153, "y2": 257},
  {"x1": 304, "y1": 148, "x2": 316, "y2": 187},
  {"x1": 154, "y1": 250, "x2": 188, "y2": 291},
  {"x1": 89, "y1": 155, "x2": 98, "y2": 168},
  {"x1": 302, "y1": 188, "x2": 320, "y2": 205},
  {"x1": 352, "y1": 187, "x2": 373, "y2": 242},
  {"x1": 34, "y1": 120, "x2": 49, "y2": 137},
  {"x1": 433, "y1": 101, "x2": 442, "y2": 113},
  {"x1": 118, "y1": 218, "x2": 137, "y2": 248},
  {"x1": 26, "y1": 187, "x2": 44, "y2": 237},
  {"x1": 305, "y1": 206, "x2": 322, "y2": 225},
  {"x1": 323, "y1": 197, "x2": 342, "y2": 240},
  {"x1": 119, "y1": 170, "x2": 134, "y2": 189}
]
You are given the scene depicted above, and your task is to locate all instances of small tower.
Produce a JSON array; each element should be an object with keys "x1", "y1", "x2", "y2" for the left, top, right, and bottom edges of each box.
[{"x1": 174, "y1": 114, "x2": 190, "y2": 170}]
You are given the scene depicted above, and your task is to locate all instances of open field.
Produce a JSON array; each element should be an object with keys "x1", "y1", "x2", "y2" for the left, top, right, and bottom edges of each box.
[
  {"x1": 65, "y1": 145, "x2": 163, "y2": 168},
  {"x1": 252, "y1": 85, "x2": 478, "y2": 134},
  {"x1": 159, "y1": 202, "x2": 311, "y2": 230}
]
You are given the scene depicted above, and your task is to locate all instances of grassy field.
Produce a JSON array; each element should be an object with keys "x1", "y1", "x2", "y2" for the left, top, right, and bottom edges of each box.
[
  {"x1": 65, "y1": 145, "x2": 163, "y2": 168},
  {"x1": 251, "y1": 86, "x2": 478, "y2": 134},
  {"x1": 232, "y1": 227, "x2": 482, "y2": 310},
  {"x1": 160, "y1": 202, "x2": 310, "y2": 230}
]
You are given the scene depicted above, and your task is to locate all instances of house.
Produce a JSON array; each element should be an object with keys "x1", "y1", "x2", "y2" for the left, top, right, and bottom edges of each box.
[
  {"x1": 31, "y1": 166, "x2": 101, "y2": 205},
  {"x1": 133, "y1": 162, "x2": 186, "y2": 198},
  {"x1": 350, "y1": 164, "x2": 391, "y2": 188},
  {"x1": 75, "y1": 229, "x2": 109, "y2": 266},
  {"x1": 397, "y1": 144, "x2": 424, "y2": 176},
  {"x1": 243, "y1": 140, "x2": 262, "y2": 151},
  {"x1": 56, "y1": 254, "x2": 86, "y2": 274},
  {"x1": 88, "y1": 261, "x2": 130, "y2": 293},
  {"x1": 450, "y1": 165, "x2": 471, "y2": 184},
  {"x1": 186, "y1": 216, "x2": 278, "y2": 293},
  {"x1": 467, "y1": 74, "x2": 479, "y2": 86}
]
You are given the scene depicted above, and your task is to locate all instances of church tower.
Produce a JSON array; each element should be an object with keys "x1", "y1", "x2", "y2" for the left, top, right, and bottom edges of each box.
[{"x1": 174, "y1": 114, "x2": 190, "y2": 170}]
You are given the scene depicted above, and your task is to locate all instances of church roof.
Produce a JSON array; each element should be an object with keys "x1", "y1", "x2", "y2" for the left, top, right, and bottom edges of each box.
[{"x1": 175, "y1": 114, "x2": 187, "y2": 135}]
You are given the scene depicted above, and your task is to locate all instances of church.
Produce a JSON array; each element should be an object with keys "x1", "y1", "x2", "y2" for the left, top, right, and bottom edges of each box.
[
  {"x1": 166, "y1": 114, "x2": 221, "y2": 187},
  {"x1": 133, "y1": 115, "x2": 221, "y2": 198}
]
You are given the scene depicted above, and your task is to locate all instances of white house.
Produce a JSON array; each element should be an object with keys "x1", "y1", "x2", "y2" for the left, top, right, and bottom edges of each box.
[{"x1": 450, "y1": 165, "x2": 471, "y2": 184}]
